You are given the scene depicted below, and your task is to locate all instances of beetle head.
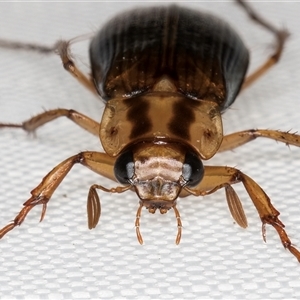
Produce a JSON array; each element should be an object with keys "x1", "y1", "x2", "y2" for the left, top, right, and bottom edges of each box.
[
  {"x1": 115, "y1": 142, "x2": 203, "y2": 203},
  {"x1": 114, "y1": 142, "x2": 204, "y2": 243}
]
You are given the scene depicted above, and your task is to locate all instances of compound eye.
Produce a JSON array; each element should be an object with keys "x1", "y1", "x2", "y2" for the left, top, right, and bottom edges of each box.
[
  {"x1": 114, "y1": 150, "x2": 134, "y2": 184},
  {"x1": 182, "y1": 151, "x2": 204, "y2": 187}
]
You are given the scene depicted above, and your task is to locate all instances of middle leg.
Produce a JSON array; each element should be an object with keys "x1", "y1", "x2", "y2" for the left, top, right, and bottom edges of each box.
[
  {"x1": 0, "y1": 108, "x2": 100, "y2": 136},
  {"x1": 218, "y1": 129, "x2": 300, "y2": 152}
]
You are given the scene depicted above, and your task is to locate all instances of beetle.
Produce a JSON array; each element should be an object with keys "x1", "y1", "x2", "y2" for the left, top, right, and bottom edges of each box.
[{"x1": 1, "y1": 0, "x2": 300, "y2": 262}]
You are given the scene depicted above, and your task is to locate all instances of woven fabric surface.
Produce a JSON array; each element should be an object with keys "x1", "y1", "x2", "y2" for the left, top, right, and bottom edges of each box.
[{"x1": 0, "y1": 2, "x2": 300, "y2": 299}]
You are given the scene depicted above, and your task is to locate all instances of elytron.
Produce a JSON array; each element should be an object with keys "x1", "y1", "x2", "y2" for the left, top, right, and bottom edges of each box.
[{"x1": 1, "y1": 0, "x2": 300, "y2": 262}]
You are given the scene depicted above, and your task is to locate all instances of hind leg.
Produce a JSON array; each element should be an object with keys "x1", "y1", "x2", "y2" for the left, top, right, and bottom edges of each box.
[{"x1": 236, "y1": 0, "x2": 289, "y2": 90}]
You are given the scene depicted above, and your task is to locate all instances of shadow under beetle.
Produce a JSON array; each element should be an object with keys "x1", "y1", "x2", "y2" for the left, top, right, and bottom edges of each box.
[{"x1": 1, "y1": 0, "x2": 300, "y2": 262}]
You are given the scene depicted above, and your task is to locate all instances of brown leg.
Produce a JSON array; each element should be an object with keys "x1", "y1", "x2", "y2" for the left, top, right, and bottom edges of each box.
[
  {"x1": 55, "y1": 39, "x2": 98, "y2": 95},
  {"x1": 0, "y1": 151, "x2": 128, "y2": 239},
  {"x1": 218, "y1": 129, "x2": 300, "y2": 152},
  {"x1": 0, "y1": 36, "x2": 98, "y2": 95},
  {"x1": 184, "y1": 165, "x2": 300, "y2": 263},
  {"x1": 0, "y1": 108, "x2": 100, "y2": 136},
  {"x1": 236, "y1": 0, "x2": 289, "y2": 90},
  {"x1": 0, "y1": 38, "x2": 55, "y2": 53}
]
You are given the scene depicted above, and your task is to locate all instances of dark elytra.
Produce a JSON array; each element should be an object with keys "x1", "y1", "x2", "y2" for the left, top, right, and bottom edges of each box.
[{"x1": 89, "y1": 4, "x2": 249, "y2": 111}]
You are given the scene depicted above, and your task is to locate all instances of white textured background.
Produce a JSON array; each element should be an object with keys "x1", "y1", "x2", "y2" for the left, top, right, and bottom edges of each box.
[{"x1": 0, "y1": 1, "x2": 300, "y2": 299}]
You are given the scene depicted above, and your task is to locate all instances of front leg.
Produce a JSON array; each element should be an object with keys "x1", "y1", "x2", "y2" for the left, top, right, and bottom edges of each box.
[
  {"x1": 0, "y1": 151, "x2": 128, "y2": 239},
  {"x1": 184, "y1": 166, "x2": 300, "y2": 263}
]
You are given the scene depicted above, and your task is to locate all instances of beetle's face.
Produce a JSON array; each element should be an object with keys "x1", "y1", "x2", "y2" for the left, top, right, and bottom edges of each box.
[
  {"x1": 132, "y1": 155, "x2": 184, "y2": 213},
  {"x1": 114, "y1": 142, "x2": 204, "y2": 213}
]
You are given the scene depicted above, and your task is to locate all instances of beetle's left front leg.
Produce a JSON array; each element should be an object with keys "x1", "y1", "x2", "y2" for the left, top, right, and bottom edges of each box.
[
  {"x1": 0, "y1": 151, "x2": 125, "y2": 239},
  {"x1": 184, "y1": 166, "x2": 300, "y2": 263}
]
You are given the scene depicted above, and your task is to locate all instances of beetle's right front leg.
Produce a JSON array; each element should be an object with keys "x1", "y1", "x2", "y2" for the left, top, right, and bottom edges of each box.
[
  {"x1": 0, "y1": 151, "x2": 118, "y2": 239},
  {"x1": 184, "y1": 166, "x2": 300, "y2": 263}
]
